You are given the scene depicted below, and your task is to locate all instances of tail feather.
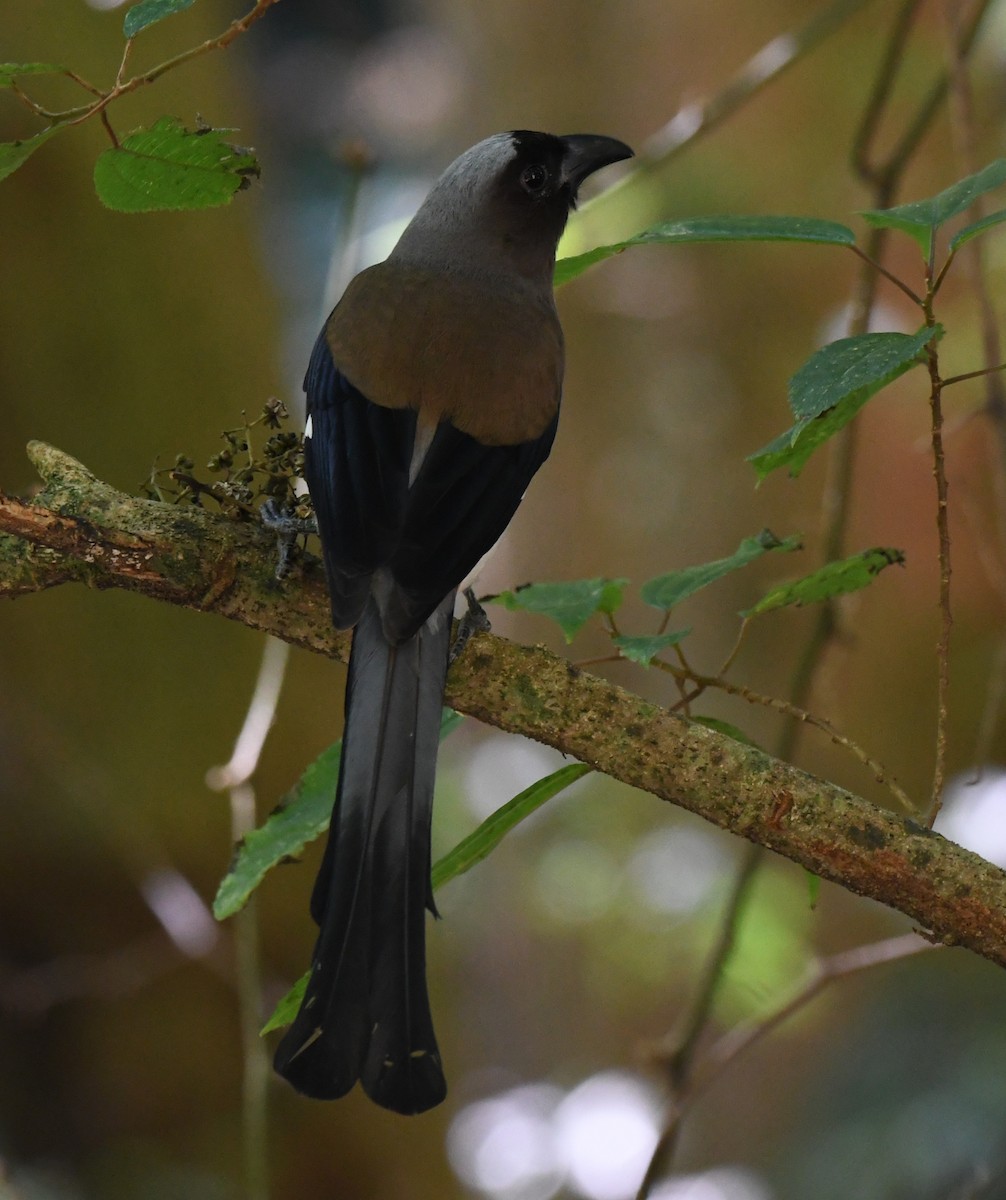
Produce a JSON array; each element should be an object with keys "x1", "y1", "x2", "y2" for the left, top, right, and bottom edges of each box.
[{"x1": 273, "y1": 590, "x2": 454, "y2": 1115}]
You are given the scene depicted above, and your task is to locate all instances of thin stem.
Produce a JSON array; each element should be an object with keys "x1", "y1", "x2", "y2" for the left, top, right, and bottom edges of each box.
[
  {"x1": 845, "y1": 243, "x2": 923, "y2": 306},
  {"x1": 852, "y1": 0, "x2": 925, "y2": 184},
  {"x1": 943, "y1": 363, "x2": 1006, "y2": 388},
  {"x1": 576, "y1": 0, "x2": 878, "y2": 228},
  {"x1": 856, "y1": 0, "x2": 994, "y2": 196},
  {"x1": 10, "y1": 83, "x2": 58, "y2": 119},
  {"x1": 692, "y1": 933, "x2": 935, "y2": 1104},
  {"x1": 115, "y1": 39, "x2": 134, "y2": 90},
  {"x1": 654, "y1": 661, "x2": 915, "y2": 812},
  {"x1": 233, "y1": 797, "x2": 271, "y2": 1200},
  {"x1": 640, "y1": 933, "x2": 935, "y2": 1187},
  {"x1": 716, "y1": 617, "x2": 751, "y2": 678},
  {"x1": 667, "y1": 843, "x2": 762, "y2": 1091},
  {"x1": 633, "y1": 842, "x2": 762, "y2": 1200},
  {"x1": 61, "y1": 0, "x2": 282, "y2": 129},
  {"x1": 63, "y1": 69, "x2": 105, "y2": 99},
  {"x1": 99, "y1": 109, "x2": 119, "y2": 150},
  {"x1": 207, "y1": 636, "x2": 290, "y2": 1200},
  {"x1": 923, "y1": 296, "x2": 953, "y2": 825},
  {"x1": 931, "y1": 246, "x2": 957, "y2": 296}
]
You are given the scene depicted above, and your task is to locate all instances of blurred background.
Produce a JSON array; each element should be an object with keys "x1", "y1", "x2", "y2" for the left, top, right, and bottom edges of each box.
[{"x1": 4, "y1": 0, "x2": 1006, "y2": 1197}]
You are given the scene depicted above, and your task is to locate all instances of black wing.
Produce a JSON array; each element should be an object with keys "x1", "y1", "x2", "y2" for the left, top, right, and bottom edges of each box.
[{"x1": 303, "y1": 328, "x2": 416, "y2": 628}]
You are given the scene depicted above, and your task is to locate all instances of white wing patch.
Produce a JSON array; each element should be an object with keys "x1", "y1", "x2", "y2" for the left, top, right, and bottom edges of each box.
[{"x1": 304, "y1": 414, "x2": 313, "y2": 440}]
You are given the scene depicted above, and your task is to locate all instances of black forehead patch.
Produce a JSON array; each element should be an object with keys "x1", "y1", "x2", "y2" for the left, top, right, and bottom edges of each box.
[{"x1": 508, "y1": 130, "x2": 567, "y2": 172}]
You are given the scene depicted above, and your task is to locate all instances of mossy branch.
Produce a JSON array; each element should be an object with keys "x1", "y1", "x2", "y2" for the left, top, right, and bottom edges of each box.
[{"x1": 4, "y1": 442, "x2": 1006, "y2": 970}]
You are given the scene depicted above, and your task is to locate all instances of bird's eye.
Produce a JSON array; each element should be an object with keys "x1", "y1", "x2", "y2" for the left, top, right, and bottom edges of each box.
[{"x1": 520, "y1": 163, "x2": 549, "y2": 193}]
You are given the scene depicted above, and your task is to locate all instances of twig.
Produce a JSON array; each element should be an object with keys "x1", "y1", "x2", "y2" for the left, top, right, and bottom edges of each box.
[
  {"x1": 852, "y1": 0, "x2": 925, "y2": 188},
  {"x1": 207, "y1": 637, "x2": 290, "y2": 1200},
  {"x1": 845, "y1": 243, "x2": 923, "y2": 306},
  {"x1": 943, "y1": 363, "x2": 1006, "y2": 388},
  {"x1": 572, "y1": 0, "x2": 878, "y2": 236},
  {"x1": 692, "y1": 933, "x2": 935, "y2": 1106},
  {"x1": 667, "y1": 843, "x2": 765, "y2": 1090},
  {"x1": 922, "y1": 286, "x2": 952, "y2": 825},
  {"x1": 43, "y1": 0, "x2": 282, "y2": 130},
  {"x1": 207, "y1": 638, "x2": 290, "y2": 793},
  {"x1": 637, "y1": 932, "x2": 934, "y2": 1200},
  {"x1": 655, "y1": 660, "x2": 916, "y2": 813}
]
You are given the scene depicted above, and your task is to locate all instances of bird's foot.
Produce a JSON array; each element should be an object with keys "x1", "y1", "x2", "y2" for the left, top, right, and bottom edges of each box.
[
  {"x1": 260, "y1": 499, "x2": 318, "y2": 580},
  {"x1": 449, "y1": 587, "x2": 492, "y2": 664}
]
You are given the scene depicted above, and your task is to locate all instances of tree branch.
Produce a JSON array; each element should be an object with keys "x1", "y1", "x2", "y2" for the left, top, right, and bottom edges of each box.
[{"x1": 4, "y1": 443, "x2": 1006, "y2": 970}]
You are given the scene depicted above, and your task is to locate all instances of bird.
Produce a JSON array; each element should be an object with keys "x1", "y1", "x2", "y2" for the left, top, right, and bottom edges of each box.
[{"x1": 273, "y1": 129, "x2": 633, "y2": 1115}]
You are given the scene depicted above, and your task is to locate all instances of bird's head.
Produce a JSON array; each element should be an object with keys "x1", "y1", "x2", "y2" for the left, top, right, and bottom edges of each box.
[{"x1": 391, "y1": 130, "x2": 633, "y2": 285}]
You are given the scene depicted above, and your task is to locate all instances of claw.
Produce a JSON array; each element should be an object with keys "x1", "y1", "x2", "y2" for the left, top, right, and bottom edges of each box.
[{"x1": 261, "y1": 499, "x2": 318, "y2": 580}]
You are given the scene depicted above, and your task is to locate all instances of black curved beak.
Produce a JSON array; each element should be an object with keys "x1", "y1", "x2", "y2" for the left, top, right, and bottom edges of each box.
[{"x1": 559, "y1": 134, "x2": 634, "y2": 190}]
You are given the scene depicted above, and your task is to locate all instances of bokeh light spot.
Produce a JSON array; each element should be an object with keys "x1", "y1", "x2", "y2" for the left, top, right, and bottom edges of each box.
[{"x1": 553, "y1": 1072, "x2": 660, "y2": 1200}]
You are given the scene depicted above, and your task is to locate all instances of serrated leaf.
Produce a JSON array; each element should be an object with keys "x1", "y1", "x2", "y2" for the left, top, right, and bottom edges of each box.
[
  {"x1": 124, "y1": 0, "x2": 198, "y2": 37},
  {"x1": 748, "y1": 326, "x2": 938, "y2": 480},
  {"x1": 214, "y1": 709, "x2": 463, "y2": 920},
  {"x1": 744, "y1": 547, "x2": 904, "y2": 616},
  {"x1": 950, "y1": 207, "x2": 1006, "y2": 252},
  {"x1": 612, "y1": 630, "x2": 690, "y2": 665},
  {"x1": 264, "y1": 760, "x2": 591, "y2": 1033},
  {"x1": 0, "y1": 125, "x2": 63, "y2": 182},
  {"x1": 490, "y1": 578, "x2": 628, "y2": 642},
  {"x1": 93, "y1": 116, "x2": 259, "y2": 212},
  {"x1": 431, "y1": 762, "x2": 591, "y2": 891},
  {"x1": 690, "y1": 716, "x2": 760, "y2": 749},
  {"x1": 641, "y1": 530, "x2": 802, "y2": 612},
  {"x1": 861, "y1": 159, "x2": 1006, "y2": 257},
  {"x1": 555, "y1": 215, "x2": 855, "y2": 287},
  {"x1": 0, "y1": 63, "x2": 67, "y2": 88}
]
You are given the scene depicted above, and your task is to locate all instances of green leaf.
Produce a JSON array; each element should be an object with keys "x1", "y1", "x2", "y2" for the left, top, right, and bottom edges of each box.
[
  {"x1": 690, "y1": 716, "x2": 759, "y2": 749},
  {"x1": 861, "y1": 159, "x2": 1006, "y2": 257},
  {"x1": 748, "y1": 326, "x2": 939, "y2": 480},
  {"x1": 490, "y1": 578, "x2": 628, "y2": 642},
  {"x1": 555, "y1": 215, "x2": 856, "y2": 287},
  {"x1": 124, "y1": 0, "x2": 198, "y2": 37},
  {"x1": 641, "y1": 530, "x2": 802, "y2": 611},
  {"x1": 744, "y1": 547, "x2": 905, "y2": 616},
  {"x1": 0, "y1": 63, "x2": 67, "y2": 88},
  {"x1": 950, "y1": 207, "x2": 1006, "y2": 252},
  {"x1": 612, "y1": 630, "x2": 690, "y2": 665},
  {"x1": 93, "y1": 117, "x2": 259, "y2": 212},
  {"x1": 214, "y1": 709, "x2": 464, "y2": 920},
  {"x1": 431, "y1": 762, "x2": 591, "y2": 891},
  {"x1": 262, "y1": 974, "x2": 307, "y2": 1034},
  {"x1": 0, "y1": 125, "x2": 63, "y2": 182},
  {"x1": 264, "y1": 760, "x2": 591, "y2": 1033}
]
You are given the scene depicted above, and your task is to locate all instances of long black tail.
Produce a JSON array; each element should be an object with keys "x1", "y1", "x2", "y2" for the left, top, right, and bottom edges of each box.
[{"x1": 273, "y1": 590, "x2": 455, "y2": 1114}]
